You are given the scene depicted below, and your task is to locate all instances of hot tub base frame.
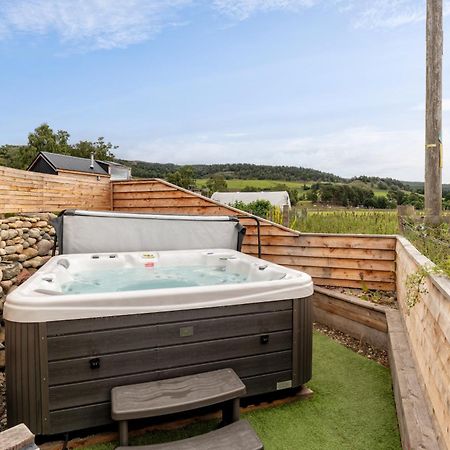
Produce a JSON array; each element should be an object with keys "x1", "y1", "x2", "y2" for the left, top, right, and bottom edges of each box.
[{"x1": 6, "y1": 297, "x2": 312, "y2": 435}]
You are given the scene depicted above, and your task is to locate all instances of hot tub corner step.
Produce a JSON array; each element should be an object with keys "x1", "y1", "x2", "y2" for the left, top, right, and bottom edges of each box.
[
  {"x1": 111, "y1": 368, "x2": 246, "y2": 420},
  {"x1": 111, "y1": 368, "x2": 246, "y2": 446},
  {"x1": 116, "y1": 419, "x2": 264, "y2": 450}
]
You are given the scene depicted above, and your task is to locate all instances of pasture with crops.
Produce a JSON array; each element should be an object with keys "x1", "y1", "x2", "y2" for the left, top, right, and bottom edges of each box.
[{"x1": 291, "y1": 209, "x2": 399, "y2": 235}]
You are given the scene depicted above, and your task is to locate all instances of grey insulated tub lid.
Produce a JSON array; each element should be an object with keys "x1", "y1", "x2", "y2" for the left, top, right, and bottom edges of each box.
[{"x1": 53, "y1": 210, "x2": 246, "y2": 254}]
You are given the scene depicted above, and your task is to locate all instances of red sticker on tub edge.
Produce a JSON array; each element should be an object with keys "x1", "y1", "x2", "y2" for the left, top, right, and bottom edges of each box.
[{"x1": 145, "y1": 262, "x2": 155, "y2": 268}]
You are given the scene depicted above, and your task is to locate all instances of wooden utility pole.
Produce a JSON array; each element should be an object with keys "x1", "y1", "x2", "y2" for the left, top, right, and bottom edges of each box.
[{"x1": 425, "y1": 0, "x2": 443, "y2": 222}]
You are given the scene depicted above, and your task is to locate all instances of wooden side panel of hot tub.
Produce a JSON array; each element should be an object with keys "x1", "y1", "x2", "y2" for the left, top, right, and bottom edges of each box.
[
  {"x1": 6, "y1": 298, "x2": 312, "y2": 435},
  {"x1": 6, "y1": 321, "x2": 50, "y2": 434}
]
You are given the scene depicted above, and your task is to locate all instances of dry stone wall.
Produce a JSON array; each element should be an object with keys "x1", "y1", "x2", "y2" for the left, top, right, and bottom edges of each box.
[{"x1": 0, "y1": 213, "x2": 56, "y2": 370}]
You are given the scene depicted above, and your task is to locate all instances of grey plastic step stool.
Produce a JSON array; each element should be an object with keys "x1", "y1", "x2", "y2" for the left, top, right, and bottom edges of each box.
[
  {"x1": 116, "y1": 419, "x2": 263, "y2": 450},
  {"x1": 111, "y1": 368, "x2": 248, "y2": 447}
]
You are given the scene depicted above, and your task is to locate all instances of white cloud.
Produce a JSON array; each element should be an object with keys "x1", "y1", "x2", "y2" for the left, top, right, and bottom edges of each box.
[
  {"x1": 213, "y1": 0, "x2": 433, "y2": 28},
  {"x1": 280, "y1": 126, "x2": 426, "y2": 178},
  {"x1": 0, "y1": 0, "x2": 190, "y2": 50},
  {"x1": 336, "y1": 0, "x2": 426, "y2": 28},
  {"x1": 122, "y1": 125, "x2": 449, "y2": 181},
  {"x1": 212, "y1": 0, "x2": 318, "y2": 20},
  {"x1": 0, "y1": 0, "x2": 434, "y2": 53}
]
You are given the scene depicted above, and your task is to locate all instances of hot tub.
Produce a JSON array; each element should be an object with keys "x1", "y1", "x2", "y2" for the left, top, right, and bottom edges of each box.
[{"x1": 5, "y1": 249, "x2": 313, "y2": 435}]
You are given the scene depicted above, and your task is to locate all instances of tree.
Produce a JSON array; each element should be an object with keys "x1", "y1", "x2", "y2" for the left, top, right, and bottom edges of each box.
[
  {"x1": 205, "y1": 174, "x2": 228, "y2": 196},
  {"x1": 0, "y1": 145, "x2": 28, "y2": 169},
  {"x1": 306, "y1": 189, "x2": 318, "y2": 203},
  {"x1": 374, "y1": 196, "x2": 388, "y2": 209},
  {"x1": 404, "y1": 192, "x2": 425, "y2": 210},
  {"x1": 166, "y1": 166, "x2": 196, "y2": 189},
  {"x1": 387, "y1": 189, "x2": 405, "y2": 205},
  {"x1": 28, "y1": 123, "x2": 71, "y2": 154},
  {"x1": 231, "y1": 200, "x2": 272, "y2": 218},
  {"x1": 15, "y1": 123, "x2": 72, "y2": 168},
  {"x1": 7, "y1": 124, "x2": 119, "y2": 169},
  {"x1": 72, "y1": 137, "x2": 117, "y2": 161}
]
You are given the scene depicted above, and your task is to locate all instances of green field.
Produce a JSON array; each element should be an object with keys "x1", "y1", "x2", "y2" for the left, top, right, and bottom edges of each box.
[
  {"x1": 84, "y1": 332, "x2": 400, "y2": 450},
  {"x1": 197, "y1": 178, "x2": 310, "y2": 190},
  {"x1": 197, "y1": 178, "x2": 391, "y2": 199},
  {"x1": 373, "y1": 189, "x2": 389, "y2": 197},
  {"x1": 292, "y1": 210, "x2": 399, "y2": 234}
]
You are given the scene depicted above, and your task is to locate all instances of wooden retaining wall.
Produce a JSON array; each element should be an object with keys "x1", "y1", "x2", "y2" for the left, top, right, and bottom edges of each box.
[
  {"x1": 313, "y1": 286, "x2": 388, "y2": 349},
  {"x1": 112, "y1": 179, "x2": 396, "y2": 291},
  {"x1": 0, "y1": 165, "x2": 111, "y2": 213},
  {"x1": 311, "y1": 287, "x2": 441, "y2": 450},
  {"x1": 396, "y1": 237, "x2": 450, "y2": 449}
]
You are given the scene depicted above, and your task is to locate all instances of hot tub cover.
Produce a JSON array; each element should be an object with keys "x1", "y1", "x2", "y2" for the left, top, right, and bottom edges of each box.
[{"x1": 53, "y1": 210, "x2": 246, "y2": 254}]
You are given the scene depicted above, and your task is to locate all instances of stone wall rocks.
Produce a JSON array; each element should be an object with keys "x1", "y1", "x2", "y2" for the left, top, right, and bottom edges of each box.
[{"x1": 0, "y1": 213, "x2": 57, "y2": 370}]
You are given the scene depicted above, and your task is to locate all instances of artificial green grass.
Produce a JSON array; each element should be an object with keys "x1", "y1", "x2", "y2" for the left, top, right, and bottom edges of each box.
[{"x1": 83, "y1": 332, "x2": 401, "y2": 450}]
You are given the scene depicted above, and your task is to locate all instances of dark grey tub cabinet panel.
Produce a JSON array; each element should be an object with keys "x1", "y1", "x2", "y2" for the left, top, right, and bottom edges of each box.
[
  {"x1": 292, "y1": 297, "x2": 313, "y2": 386},
  {"x1": 48, "y1": 351, "x2": 293, "y2": 411},
  {"x1": 6, "y1": 296, "x2": 313, "y2": 435},
  {"x1": 6, "y1": 322, "x2": 50, "y2": 434},
  {"x1": 156, "y1": 310, "x2": 292, "y2": 347},
  {"x1": 47, "y1": 325, "x2": 160, "y2": 360},
  {"x1": 45, "y1": 300, "x2": 293, "y2": 336}
]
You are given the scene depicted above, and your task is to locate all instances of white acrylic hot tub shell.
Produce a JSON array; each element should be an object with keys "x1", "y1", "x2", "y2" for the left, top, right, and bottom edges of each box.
[{"x1": 4, "y1": 249, "x2": 313, "y2": 323}]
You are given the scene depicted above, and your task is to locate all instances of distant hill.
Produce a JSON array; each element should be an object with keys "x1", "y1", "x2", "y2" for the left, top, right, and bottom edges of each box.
[
  {"x1": 402, "y1": 180, "x2": 450, "y2": 195},
  {"x1": 120, "y1": 160, "x2": 343, "y2": 183},
  {"x1": 1, "y1": 142, "x2": 446, "y2": 195},
  {"x1": 119, "y1": 159, "x2": 414, "y2": 190}
]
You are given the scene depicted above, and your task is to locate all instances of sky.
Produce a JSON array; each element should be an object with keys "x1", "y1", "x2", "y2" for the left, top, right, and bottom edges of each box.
[{"x1": 0, "y1": 0, "x2": 449, "y2": 181}]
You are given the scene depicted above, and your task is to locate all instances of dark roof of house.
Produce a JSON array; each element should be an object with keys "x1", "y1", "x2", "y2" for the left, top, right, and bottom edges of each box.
[{"x1": 29, "y1": 151, "x2": 109, "y2": 176}]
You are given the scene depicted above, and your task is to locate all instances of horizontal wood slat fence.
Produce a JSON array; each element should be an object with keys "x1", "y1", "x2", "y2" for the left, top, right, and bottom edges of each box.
[
  {"x1": 0, "y1": 167, "x2": 396, "y2": 290},
  {"x1": 2, "y1": 168, "x2": 449, "y2": 446},
  {"x1": 112, "y1": 179, "x2": 396, "y2": 291},
  {"x1": 0, "y1": 166, "x2": 111, "y2": 213},
  {"x1": 396, "y1": 237, "x2": 450, "y2": 448}
]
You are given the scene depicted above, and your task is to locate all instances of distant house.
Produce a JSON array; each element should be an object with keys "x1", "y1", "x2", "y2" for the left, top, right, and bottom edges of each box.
[
  {"x1": 96, "y1": 160, "x2": 132, "y2": 181},
  {"x1": 211, "y1": 191, "x2": 291, "y2": 208},
  {"x1": 27, "y1": 151, "x2": 131, "y2": 180}
]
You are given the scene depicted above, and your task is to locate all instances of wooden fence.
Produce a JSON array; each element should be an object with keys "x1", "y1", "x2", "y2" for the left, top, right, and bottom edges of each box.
[
  {"x1": 2, "y1": 169, "x2": 448, "y2": 446},
  {"x1": 0, "y1": 168, "x2": 397, "y2": 291},
  {"x1": 0, "y1": 166, "x2": 111, "y2": 213},
  {"x1": 396, "y1": 237, "x2": 450, "y2": 449},
  {"x1": 112, "y1": 179, "x2": 396, "y2": 291}
]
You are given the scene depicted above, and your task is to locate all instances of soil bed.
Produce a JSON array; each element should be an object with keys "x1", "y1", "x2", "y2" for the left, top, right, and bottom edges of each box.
[
  {"x1": 325, "y1": 286, "x2": 398, "y2": 309},
  {"x1": 313, "y1": 322, "x2": 389, "y2": 367}
]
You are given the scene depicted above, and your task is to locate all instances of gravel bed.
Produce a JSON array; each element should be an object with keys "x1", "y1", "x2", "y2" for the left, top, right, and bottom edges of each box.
[
  {"x1": 325, "y1": 286, "x2": 398, "y2": 309},
  {"x1": 314, "y1": 322, "x2": 389, "y2": 367}
]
